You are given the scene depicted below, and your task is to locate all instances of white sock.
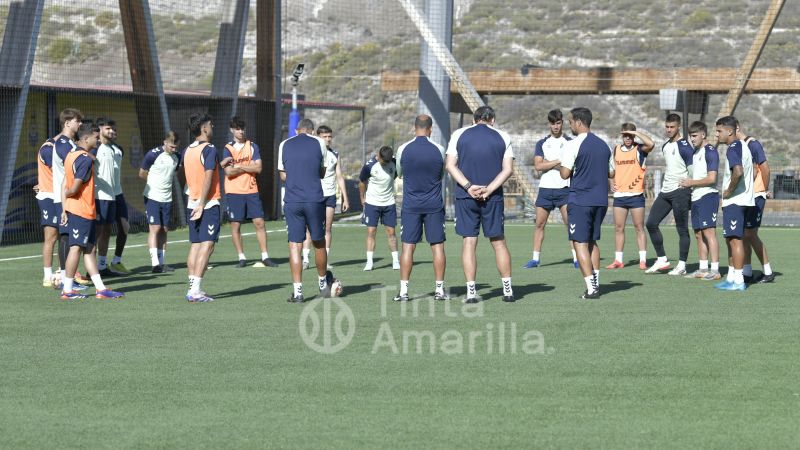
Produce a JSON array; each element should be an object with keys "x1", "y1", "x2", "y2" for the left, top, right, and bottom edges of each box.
[
  {"x1": 615, "y1": 251, "x2": 623, "y2": 262},
  {"x1": 326, "y1": 248, "x2": 330, "y2": 255},
  {"x1": 391, "y1": 251, "x2": 399, "y2": 263},
  {"x1": 399, "y1": 280, "x2": 409, "y2": 296},
  {"x1": 501, "y1": 277, "x2": 513, "y2": 296},
  {"x1": 366, "y1": 251, "x2": 374, "y2": 264},
  {"x1": 711, "y1": 261, "x2": 719, "y2": 271},
  {"x1": 699, "y1": 260, "x2": 709, "y2": 270},
  {"x1": 293, "y1": 282, "x2": 303, "y2": 297},
  {"x1": 44, "y1": 267, "x2": 52, "y2": 280},
  {"x1": 261, "y1": 251, "x2": 269, "y2": 260},
  {"x1": 187, "y1": 276, "x2": 195, "y2": 293},
  {"x1": 63, "y1": 277, "x2": 74, "y2": 293},
  {"x1": 466, "y1": 281, "x2": 476, "y2": 299},
  {"x1": 112, "y1": 255, "x2": 122, "y2": 265},
  {"x1": 190, "y1": 277, "x2": 202, "y2": 295},
  {"x1": 584, "y1": 275, "x2": 595, "y2": 294},
  {"x1": 733, "y1": 268, "x2": 744, "y2": 285},
  {"x1": 318, "y1": 276, "x2": 327, "y2": 291},
  {"x1": 533, "y1": 251, "x2": 540, "y2": 261},
  {"x1": 657, "y1": 256, "x2": 667, "y2": 264},
  {"x1": 742, "y1": 264, "x2": 753, "y2": 277},
  {"x1": 675, "y1": 260, "x2": 686, "y2": 271},
  {"x1": 726, "y1": 269, "x2": 735, "y2": 283},
  {"x1": 763, "y1": 263, "x2": 772, "y2": 276},
  {"x1": 91, "y1": 273, "x2": 106, "y2": 291},
  {"x1": 592, "y1": 269, "x2": 600, "y2": 287},
  {"x1": 158, "y1": 249, "x2": 165, "y2": 265},
  {"x1": 238, "y1": 253, "x2": 246, "y2": 261},
  {"x1": 149, "y1": 248, "x2": 159, "y2": 266},
  {"x1": 302, "y1": 248, "x2": 310, "y2": 262},
  {"x1": 98, "y1": 256, "x2": 107, "y2": 269},
  {"x1": 435, "y1": 281, "x2": 445, "y2": 295},
  {"x1": 639, "y1": 250, "x2": 647, "y2": 262},
  {"x1": 571, "y1": 249, "x2": 577, "y2": 262}
]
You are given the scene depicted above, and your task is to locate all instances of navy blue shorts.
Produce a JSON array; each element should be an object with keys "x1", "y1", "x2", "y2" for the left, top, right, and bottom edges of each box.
[
  {"x1": 401, "y1": 209, "x2": 446, "y2": 244},
  {"x1": 324, "y1": 195, "x2": 337, "y2": 209},
  {"x1": 38, "y1": 198, "x2": 60, "y2": 228},
  {"x1": 95, "y1": 199, "x2": 117, "y2": 224},
  {"x1": 363, "y1": 203, "x2": 397, "y2": 228},
  {"x1": 66, "y1": 212, "x2": 96, "y2": 248},
  {"x1": 455, "y1": 199, "x2": 505, "y2": 238},
  {"x1": 115, "y1": 193, "x2": 128, "y2": 221},
  {"x1": 722, "y1": 204, "x2": 746, "y2": 239},
  {"x1": 56, "y1": 202, "x2": 69, "y2": 235},
  {"x1": 691, "y1": 193, "x2": 719, "y2": 230},
  {"x1": 613, "y1": 194, "x2": 645, "y2": 209},
  {"x1": 226, "y1": 193, "x2": 264, "y2": 222},
  {"x1": 145, "y1": 197, "x2": 172, "y2": 227},
  {"x1": 285, "y1": 202, "x2": 325, "y2": 243},
  {"x1": 187, "y1": 205, "x2": 221, "y2": 243},
  {"x1": 567, "y1": 204, "x2": 607, "y2": 243},
  {"x1": 535, "y1": 187, "x2": 569, "y2": 210},
  {"x1": 745, "y1": 196, "x2": 766, "y2": 229}
]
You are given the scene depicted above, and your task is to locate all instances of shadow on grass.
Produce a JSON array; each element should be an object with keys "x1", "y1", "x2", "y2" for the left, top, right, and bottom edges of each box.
[
  {"x1": 486, "y1": 283, "x2": 555, "y2": 301},
  {"x1": 115, "y1": 282, "x2": 185, "y2": 294},
  {"x1": 213, "y1": 283, "x2": 286, "y2": 299},
  {"x1": 540, "y1": 258, "x2": 575, "y2": 268},
  {"x1": 601, "y1": 280, "x2": 643, "y2": 294}
]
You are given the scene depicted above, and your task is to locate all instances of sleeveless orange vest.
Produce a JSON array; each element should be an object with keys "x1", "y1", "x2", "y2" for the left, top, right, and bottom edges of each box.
[
  {"x1": 37, "y1": 140, "x2": 55, "y2": 195},
  {"x1": 184, "y1": 142, "x2": 221, "y2": 203},
  {"x1": 224, "y1": 141, "x2": 259, "y2": 195},
  {"x1": 613, "y1": 144, "x2": 646, "y2": 194},
  {"x1": 64, "y1": 149, "x2": 96, "y2": 219}
]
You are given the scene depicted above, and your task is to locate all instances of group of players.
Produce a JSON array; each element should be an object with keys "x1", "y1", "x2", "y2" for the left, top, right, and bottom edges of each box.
[
  {"x1": 522, "y1": 110, "x2": 775, "y2": 297},
  {"x1": 36, "y1": 104, "x2": 774, "y2": 302}
]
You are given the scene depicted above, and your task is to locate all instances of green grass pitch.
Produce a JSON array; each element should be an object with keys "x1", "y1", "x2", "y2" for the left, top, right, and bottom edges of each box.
[{"x1": 0, "y1": 222, "x2": 797, "y2": 448}]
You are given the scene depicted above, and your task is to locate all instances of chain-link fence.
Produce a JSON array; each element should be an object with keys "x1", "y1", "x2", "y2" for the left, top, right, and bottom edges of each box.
[{"x1": 2, "y1": 0, "x2": 799, "y2": 245}]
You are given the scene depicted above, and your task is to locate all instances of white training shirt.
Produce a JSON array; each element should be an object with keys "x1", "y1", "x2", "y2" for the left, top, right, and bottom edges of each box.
[
  {"x1": 535, "y1": 134, "x2": 570, "y2": 189},
  {"x1": 321, "y1": 149, "x2": 340, "y2": 197},
  {"x1": 94, "y1": 143, "x2": 118, "y2": 201}
]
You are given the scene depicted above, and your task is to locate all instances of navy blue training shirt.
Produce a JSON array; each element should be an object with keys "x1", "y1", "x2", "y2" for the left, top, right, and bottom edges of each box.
[
  {"x1": 445, "y1": 123, "x2": 514, "y2": 202},
  {"x1": 278, "y1": 133, "x2": 326, "y2": 203},
  {"x1": 396, "y1": 136, "x2": 445, "y2": 213},
  {"x1": 561, "y1": 132, "x2": 612, "y2": 206}
]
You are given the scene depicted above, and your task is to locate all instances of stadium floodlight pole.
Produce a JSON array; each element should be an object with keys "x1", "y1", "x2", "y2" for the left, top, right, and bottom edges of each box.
[
  {"x1": 288, "y1": 63, "x2": 305, "y2": 137},
  {"x1": 398, "y1": 0, "x2": 540, "y2": 208},
  {"x1": 397, "y1": 0, "x2": 483, "y2": 112}
]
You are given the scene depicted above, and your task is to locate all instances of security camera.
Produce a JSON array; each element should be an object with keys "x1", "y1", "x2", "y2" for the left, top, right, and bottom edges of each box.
[{"x1": 291, "y1": 63, "x2": 305, "y2": 86}]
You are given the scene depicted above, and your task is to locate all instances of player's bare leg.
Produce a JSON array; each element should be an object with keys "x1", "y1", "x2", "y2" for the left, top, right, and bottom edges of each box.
[
  {"x1": 529, "y1": 207, "x2": 550, "y2": 266},
  {"x1": 559, "y1": 204, "x2": 578, "y2": 267},
  {"x1": 42, "y1": 226, "x2": 58, "y2": 284},
  {"x1": 386, "y1": 226, "x2": 399, "y2": 269},
  {"x1": 431, "y1": 242, "x2": 446, "y2": 297},
  {"x1": 302, "y1": 231, "x2": 312, "y2": 269},
  {"x1": 490, "y1": 235, "x2": 514, "y2": 302},
  {"x1": 631, "y1": 207, "x2": 647, "y2": 268},
  {"x1": 364, "y1": 226, "x2": 377, "y2": 270},
  {"x1": 609, "y1": 207, "x2": 628, "y2": 268},
  {"x1": 461, "y1": 237, "x2": 479, "y2": 302},
  {"x1": 744, "y1": 228, "x2": 772, "y2": 282}
]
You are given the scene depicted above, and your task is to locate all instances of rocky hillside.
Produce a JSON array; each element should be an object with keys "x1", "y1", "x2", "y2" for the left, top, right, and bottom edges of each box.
[{"x1": 3, "y1": 0, "x2": 799, "y2": 172}]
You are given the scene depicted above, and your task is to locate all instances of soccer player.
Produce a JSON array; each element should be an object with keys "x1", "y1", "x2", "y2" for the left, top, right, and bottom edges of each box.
[
  {"x1": 35, "y1": 136, "x2": 62, "y2": 287},
  {"x1": 110, "y1": 125, "x2": 130, "y2": 275},
  {"x1": 607, "y1": 123, "x2": 654, "y2": 270},
  {"x1": 679, "y1": 121, "x2": 721, "y2": 280},
  {"x1": 446, "y1": 105, "x2": 515, "y2": 303},
  {"x1": 184, "y1": 113, "x2": 222, "y2": 302},
  {"x1": 737, "y1": 124, "x2": 775, "y2": 283},
  {"x1": 220, "y1": 116, "x2": 277, "y2": 268},
  {"x1": 301, "y1": 125, "x2": 349, "y2": 270},
  {"x1": 715, "y1": 115, "x2": 754, "y2": 291},
  {"x1": 393, "y1": 114, "x2": 448, "y2": 302},
  {"x1": 139, "y1": 131, "x2": 180, "y2": 273},
  {"x1": 524, "y1": 109, "x2": 578, "y2": 269},
  {"x1": 59, "y1": 122, "x2": 124, "y2": 300},
  {"x1": 359, "y1": 145, "x2": 399, "y2": 271},
  {"x1": 558, "y1": 107, "x2": 613, "y2": 299},
  {"x1": 93, "y1": 117, "x2": 121, "y2": 277},
  {"x1": 278, "y1": 118, "x2": 335, "y2": 303},
  {"x1": 645, "y1": 113, "x2": 693, "y2": 275},
  {"x1": 50, "y1": 108, "x2": 91, "y2": 287}
]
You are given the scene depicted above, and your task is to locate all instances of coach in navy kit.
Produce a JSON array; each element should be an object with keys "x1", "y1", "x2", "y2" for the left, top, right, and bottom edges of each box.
[
  {"x1": 393, "y1": 114, "x2": 448, "y2": 302},
  {"x1": 446, "y1": 105, "x2": 515, "y2": 303},
  {"x1": 559, "y1": 107, "x2": 613, "y2": 299},
  {"x1": 278, "y1": 118, "x2": 335, "y2": 303}
]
